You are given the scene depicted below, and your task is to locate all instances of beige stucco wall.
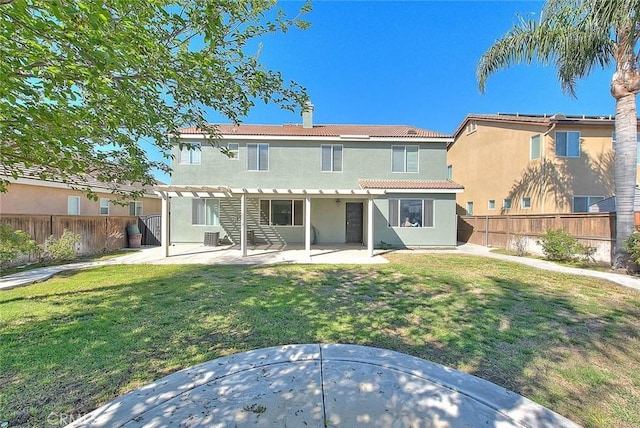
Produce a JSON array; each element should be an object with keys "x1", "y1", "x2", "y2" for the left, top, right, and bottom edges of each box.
[
  {"x1": 0, "y1": 182, "x2": 161, "y2": 216},
  {"x1": 448, "y1": 120, "x2": 626, "y2": 216}
]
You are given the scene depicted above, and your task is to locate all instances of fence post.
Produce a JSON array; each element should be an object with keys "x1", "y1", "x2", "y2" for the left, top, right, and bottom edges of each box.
[{"x1": 485, "y1": 215, "x2": 489, "y2": 247}]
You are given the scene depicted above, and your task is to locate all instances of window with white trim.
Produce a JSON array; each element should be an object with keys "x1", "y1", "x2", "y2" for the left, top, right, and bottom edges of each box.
[
  {"x1": 521, "y1": 197, "x2": 531, "y2": 209},
  {"x1": 227, "y1": 143, "x2": 239, "y2": 159},
  {"x1": 68, "y1": 196, "x2": 80, "y2": 215},
  {"x1": 100, "y1": 198, "x2": 110, "y2": 215},
  {"x1": 129, "y1": 201, "x2": 143, "y2": 216},
  {"x1": 179, "y1": 143, "x2": 201, "y2": 164},
  {"x1": 259, "y1": 199, "x2": 303, "y2": 226},
  {"x1": 388, "y1": 199, "x2": 434, "y2": 228},
  {"x1": 555, "y1": 131, "x2": 580, "y2": 157},
  {"x1": 392, "y1": 145, "x2": 418, "y2": 172},
  {"x1": 321, "y1": 144, "x2": 343, "y2": 172},
  {"x1": 247, "y1": 143, "x2": 269, "y2": 171},
  {"x1": 447, "y1": 165, "x2": 453, "y2": 180},
  {"x1": 612, "y1": 132, "x2": 640, "y2": 164},
  {"x1": 192, "y1": 199, "x2": 219, "y2": 225},
  {"x1": 466, "y1": 201, "x2": 474, "y2": 215},
  {"x1": 530, "y1": 134, "x2": 541, "y2": 160},
  {"x1": 503, "y1": 198, "x2": 512, "y2": 210},
  {"x1": 573, "y1": 196, "x2": 604, "y2": 213},
  {"x1": 488, "y1": 199, "x2": 496, "y2": 210}
]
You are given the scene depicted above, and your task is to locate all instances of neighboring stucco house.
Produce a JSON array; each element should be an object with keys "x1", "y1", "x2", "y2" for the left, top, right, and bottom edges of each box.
[
  {"x1": 157, "y1": 105, "x2": 463, "y2": 257},
  {"x1": 447, "y1": 113, "x2": 639, "y2": 216},
  {"x1": 0, "y1": 166, "x2": 161, "y2": 216}
]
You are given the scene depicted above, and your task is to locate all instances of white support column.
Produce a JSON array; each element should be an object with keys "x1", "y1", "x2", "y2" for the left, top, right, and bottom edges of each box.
[
  {"x1": 241, "y1": 193, "x2": 247, "y2": 257},
  {"x1": 305, "y1": 196, "x2": 312, "y2": 260},
  {"x1": 161, "y1": 194, "x2": 170, "y2": 258},
  {"x1": 367, "y1": 196, "x2": 374, "y2": 257}
]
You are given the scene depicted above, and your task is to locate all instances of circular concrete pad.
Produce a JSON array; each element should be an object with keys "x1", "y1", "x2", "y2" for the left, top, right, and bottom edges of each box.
[{"x1": 67, "y1": 344, "x2": 579, "y2": 427}]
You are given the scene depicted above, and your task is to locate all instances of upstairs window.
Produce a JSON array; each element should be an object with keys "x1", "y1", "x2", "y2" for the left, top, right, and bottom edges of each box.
[
  {"x1": 100, "y1": 198, "x2": 110, "y2": 215},
  {"x1": 447, "y1": 165, "x2": 453, "y2": 180},
  {"x1": 530, "y1": 134, "x2": 541, "y2": 160},
  {"x1": 321, "y1": 144, "x2": 343, "y2": 172},
  {"x1": 192, "y1": 199, "x2": 219, "y2": 225},
  {"x1": 555, "y1": 131, "x2": 580, "y2": 157},
  {"x1": 247, "y1": 143, "x2": 269, "y2": 171},
  {"x1": 227, "y1": 143, "x2": 239, "y2": 159},
  {"x1": 612, "y1": 132, "x2": 640, "y2": 164},
  {"x1": 488, "y1": 199, "x2": 496, "y2": 210},
  {"x1": 68, "y1": 196, "x2": 80, "y2": 215},
  {"x1": 180, "y1": 143, "x2": 201, "y2": 164},
  {"x1": 129, "y1": 201, "x2": 143, "y2": 216},
  {"x1": 521, "y1": 197, "x2": 531, "y2": 209},
  {"x1": 466, "y1": 201, "x2": 474, "y2": 216},
  {"x1": 503, "y1": 198, "x2": 512, "y2": 210},
  {"x1": 392, "y1": 145, "x2": 418, "y2": 172}
]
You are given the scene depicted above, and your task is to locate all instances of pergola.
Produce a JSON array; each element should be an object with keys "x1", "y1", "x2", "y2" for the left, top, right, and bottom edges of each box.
[{"x1": 154, "y1": 185, "x2": 386, "y2": 260}]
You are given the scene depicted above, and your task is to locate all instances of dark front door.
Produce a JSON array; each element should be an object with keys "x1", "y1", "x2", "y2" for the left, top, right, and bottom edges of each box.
[{"x1": 345, "y1": 203, "x2": 363, "y2": 243}]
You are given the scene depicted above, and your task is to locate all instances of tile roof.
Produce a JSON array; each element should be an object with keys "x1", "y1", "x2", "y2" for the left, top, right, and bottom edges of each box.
[
  {"x1": 0, "y1": 164, "x2": 159, "y2": 194},
  {"x1": 452, "y1": 112, "x2": 621, "y2": 139},
  {"x1": 179, "y1": 124, "x2": 451, "y2": 139},
  {"x1": 358, "y1": 179, "x2": 464, "y2": 190}
]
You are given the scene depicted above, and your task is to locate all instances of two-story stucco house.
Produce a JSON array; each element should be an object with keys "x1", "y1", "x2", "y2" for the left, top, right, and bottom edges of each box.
[
  {"x1": 156, "y1": 106, "x2": 463, "y2": 257},
  {"x1": 448, "y1": 113, "x2": 640, "y2": 216},
  {"x1": 0, "y1": 165, "x2": 161, "y2": 217}
]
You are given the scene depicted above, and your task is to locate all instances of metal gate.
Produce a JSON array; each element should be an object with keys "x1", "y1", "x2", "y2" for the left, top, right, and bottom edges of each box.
[{"x1": 138, "y1": 214, "x2": 161, "y2": 246}]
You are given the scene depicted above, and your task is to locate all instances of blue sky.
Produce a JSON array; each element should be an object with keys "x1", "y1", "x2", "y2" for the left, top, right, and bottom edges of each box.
[{"x1": 157, "y1": 0, "x2": 617, "y2": 181}]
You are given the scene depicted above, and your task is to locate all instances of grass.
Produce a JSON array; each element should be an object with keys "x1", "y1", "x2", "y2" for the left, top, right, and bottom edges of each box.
[{"x1": 1, "y1": 254, "x2": 639, "y2": 427}]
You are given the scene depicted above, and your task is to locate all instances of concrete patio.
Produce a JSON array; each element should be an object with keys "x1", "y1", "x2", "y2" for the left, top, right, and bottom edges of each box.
[
  {"x1": 67, "y1": 344, "x2": 579, "y2": 428},
  {"x1": 99, "y1": 243, "x2": 391, "y2": 265}
]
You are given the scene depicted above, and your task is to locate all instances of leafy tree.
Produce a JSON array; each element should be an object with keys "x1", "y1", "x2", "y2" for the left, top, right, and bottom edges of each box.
[
  {"x1": 0, "y1": 0, "x2": 309, "y2": 199},
  {"x1": 477, "y1": 0, "x2": 640, "y2": 268}
]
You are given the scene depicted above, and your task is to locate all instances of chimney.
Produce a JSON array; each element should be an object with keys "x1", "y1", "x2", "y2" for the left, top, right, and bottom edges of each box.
[{"x1": 302, "y1": 101, "x2": 314, "y2": 129}]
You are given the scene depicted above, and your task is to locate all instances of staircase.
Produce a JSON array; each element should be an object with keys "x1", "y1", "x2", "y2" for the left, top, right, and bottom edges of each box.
[{"x1": 219, "y1": 198, "x2": 286, "y2": 247}]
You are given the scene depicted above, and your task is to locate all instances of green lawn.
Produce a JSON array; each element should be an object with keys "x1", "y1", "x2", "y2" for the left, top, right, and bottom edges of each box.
[{"x1": 1, "y1": 254, "x2": 639, "y2": 427}]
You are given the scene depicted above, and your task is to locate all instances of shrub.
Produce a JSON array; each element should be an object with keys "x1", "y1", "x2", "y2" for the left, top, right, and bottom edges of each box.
[
  {"x1": 624, "y1": 233, "x2": 640, "y2": 265},
  {"x1": 0, "y1": 223, "x2": 40, "y2": 267},
  {"x1": 510, "y1": 233, "x2": 529, "y2": 257},
  {"x1": 44, "y1": 230, "x2": 82, "y2": 261},
  {"x1": 537, "y1": 228, "x2": 595, "y2": 263}
]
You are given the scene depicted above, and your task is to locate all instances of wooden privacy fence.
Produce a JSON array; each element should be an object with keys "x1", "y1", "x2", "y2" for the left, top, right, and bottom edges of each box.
[
  {"x1": 458, "y1": 212, "x2": 616, "y2": 263},
  {"x1": 0, "y1": 214, "x2": 139, "y2": 255}
]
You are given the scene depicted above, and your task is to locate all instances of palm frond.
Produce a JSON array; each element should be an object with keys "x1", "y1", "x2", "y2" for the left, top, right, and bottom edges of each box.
[{"x1": 477, "y1": 1, "x2": 613, "y2": 95}]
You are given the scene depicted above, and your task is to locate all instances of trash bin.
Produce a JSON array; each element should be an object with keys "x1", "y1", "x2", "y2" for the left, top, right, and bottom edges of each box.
[
  {"x1": 204, "y1": 231, "x2": 220, "y2": 246},
  {"x1": 127, "y1": 224, "x2": 142, "y2": 248}
]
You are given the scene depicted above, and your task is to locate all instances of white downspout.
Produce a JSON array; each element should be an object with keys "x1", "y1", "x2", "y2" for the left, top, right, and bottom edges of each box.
[
  {"x1": 367, "y1": 196, "x2": 374, "y2": 257},
  {"x1": 542, "y1": 122, "x2": 557, "y2": 214},
  {"x1": 161, "y1": 193, "x2": 170, "y2": 258},
  {"x1": 241, "y1": 193, "x2": 247, "y2": 257},
  {"x1": 305, "y1": 196, "x2": 312, "y2": 260}
]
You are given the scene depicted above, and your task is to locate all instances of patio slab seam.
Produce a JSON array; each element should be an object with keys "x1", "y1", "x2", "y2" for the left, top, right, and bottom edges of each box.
[{"x1": 67, "y1": 344, "x2": 580, "y2": 428}]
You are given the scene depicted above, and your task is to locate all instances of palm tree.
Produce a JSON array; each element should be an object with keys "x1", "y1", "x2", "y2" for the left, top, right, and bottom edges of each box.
[{"x1": 477, "y1": 0, "x2": 640, "y2": 268}]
